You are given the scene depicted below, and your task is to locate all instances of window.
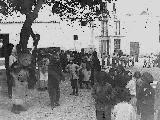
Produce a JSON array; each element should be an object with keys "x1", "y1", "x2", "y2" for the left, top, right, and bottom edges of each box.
[
  {"x1": 114, "y1": 39, "x2": 120, "y2": 51},
  {"x1": 115, "y1": 21, "x2": 120, "y2": 35}
]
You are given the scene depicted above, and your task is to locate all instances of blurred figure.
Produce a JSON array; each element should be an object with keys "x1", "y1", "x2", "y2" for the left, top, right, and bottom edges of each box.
[
  {"x1": 48, "y1": 53, "x2": 64, "y2": 109},
  {"x1": 126, "y1": 71, "x2": 141, "y2": 113},
  {"x1": 10, "y1": 62, "x2": 28, "y2": 114},
  {"x1": 137, "y1": 72, "x2": 155, "y2": 120},
  {"x1": 92, "y1": 71, "x2": 115, "y2": 120},
  {"x1": 3, "y1": 43, "x2": 15, "y2": 98},
  {"x1": 132, "y1": 71, "x2": 143, "y2": 115},
  {"x1": 155, "y1": 81, "x2": 160, "y2": 120},
  {"x1": 112, "y1": 102, "x2": 136, "y2": 120},
  {"x1": 90, "y1": 51, "x2": 101, "y2": 87}
]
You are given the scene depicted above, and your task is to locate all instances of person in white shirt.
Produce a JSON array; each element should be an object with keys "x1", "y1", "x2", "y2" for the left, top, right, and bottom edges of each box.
[
  {"x1": 112, "y1": 102, "x2": 137, "y2": 120},
  {"x1": 126, "y1": 74, "x2": 136, "y2": 108},
  {"x1": 39, "y1": 55, "x2": 49, "y2": 91},
  {"x1": 126, "y1": 71, "x2": 142, "y2": 116}
]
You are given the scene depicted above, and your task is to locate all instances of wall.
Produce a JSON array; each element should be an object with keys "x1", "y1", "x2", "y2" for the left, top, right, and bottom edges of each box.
[
  {"x1": 0, "y1": 22, "x2": 92, "y2": 50},
  {"x1": 120, "y1": 16, "x2": 160, "y2": 55}
]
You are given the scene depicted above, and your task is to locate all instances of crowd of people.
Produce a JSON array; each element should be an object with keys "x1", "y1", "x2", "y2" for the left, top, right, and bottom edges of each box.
[
  {"x1": 143, "y1": 53, "x2": 157, "y2": 68},
  {"x1": 3, "y1": 44, "x2": 160, "y2": 120},
  {"x1": 102, "y1": 51, "x2": 135, "y2": 69}
]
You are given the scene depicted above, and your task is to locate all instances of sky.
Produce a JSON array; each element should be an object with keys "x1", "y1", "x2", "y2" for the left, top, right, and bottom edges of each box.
[{"x1": 116, "y1": 0, "x2": 160, "y2": 16}]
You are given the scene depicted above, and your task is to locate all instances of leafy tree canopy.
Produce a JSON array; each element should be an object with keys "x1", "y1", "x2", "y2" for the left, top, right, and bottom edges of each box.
[{"x1": 0, "y1": 0, "x2": 115, "y2": 22}]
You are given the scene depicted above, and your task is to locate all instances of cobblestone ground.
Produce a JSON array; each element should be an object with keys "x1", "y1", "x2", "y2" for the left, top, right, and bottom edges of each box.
[
  {"x1": 0, "y1": 74, "x2": 96, "y2": 120},
  {"x1": 0, "y1": 60, "x2": 159, "y2": 120}
]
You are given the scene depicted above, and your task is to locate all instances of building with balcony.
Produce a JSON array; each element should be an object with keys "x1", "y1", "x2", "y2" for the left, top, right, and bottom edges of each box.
[{"x1": 96, "y1": 1, "x2": 125, "y2": 57}]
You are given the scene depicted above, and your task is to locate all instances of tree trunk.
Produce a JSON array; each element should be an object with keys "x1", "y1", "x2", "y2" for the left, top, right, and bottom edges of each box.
[
  {"x1": 18, "y1": 0, "x2": 45, "y2": 89},
  {"x1": 19, "y1": 0, "x2": 44, "y2": 52}
]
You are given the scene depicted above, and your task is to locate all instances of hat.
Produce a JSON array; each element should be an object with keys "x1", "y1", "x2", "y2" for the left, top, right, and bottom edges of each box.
[
  {"x1": 141, "y1": 72, "x2": 154, "y2": 83},
  {"x1": 133, "y1": 71, "x2": 141, "y2": 79}
]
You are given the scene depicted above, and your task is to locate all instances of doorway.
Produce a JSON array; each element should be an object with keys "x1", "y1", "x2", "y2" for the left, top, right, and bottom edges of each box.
[
  {"x1": 0, "y1": 34, "x2": 10, "y2": 98},
  {"x1": 101, "y1": 40, "x2": 109, "y2": 56},
  {"x1": 0, "y1": 34, "x2": 9, "y2": 58}
]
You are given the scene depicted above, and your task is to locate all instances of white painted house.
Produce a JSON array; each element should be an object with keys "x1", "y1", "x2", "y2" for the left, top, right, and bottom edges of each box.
[{"x1": 0, "y1": 5, "x2": 94, "y2": 51}]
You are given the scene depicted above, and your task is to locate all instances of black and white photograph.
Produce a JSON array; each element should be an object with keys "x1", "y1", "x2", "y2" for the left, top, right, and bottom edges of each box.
[{"x1": 0, "y1": 0, "x2": 160, "y2": 120}]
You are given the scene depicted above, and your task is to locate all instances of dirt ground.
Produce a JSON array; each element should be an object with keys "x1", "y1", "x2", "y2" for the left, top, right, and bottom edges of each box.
[{"x1": 0, "y1": 60, "x2": 159, "y2": 120}]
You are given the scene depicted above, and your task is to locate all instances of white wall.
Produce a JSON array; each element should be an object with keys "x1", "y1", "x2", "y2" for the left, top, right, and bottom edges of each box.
[
  {"x1": 0, "y1": 22, "x2": 92, "y2": 50},
  {"x1": 119, "y1": 16, "x2": 160, "y2": 55}
]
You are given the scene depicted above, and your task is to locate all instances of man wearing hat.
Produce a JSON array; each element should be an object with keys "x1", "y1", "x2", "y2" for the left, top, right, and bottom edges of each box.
[{"x1": 137, "y1": 72, "x2": 155, "y2": 120}]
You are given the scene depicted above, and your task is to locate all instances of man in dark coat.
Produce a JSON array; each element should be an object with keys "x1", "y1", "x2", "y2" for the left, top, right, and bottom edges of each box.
[
  {"x1": 137, "y1": 72, "x2": 155, "y2": 120},
  {"x1": 90, "y1": 51, "x2": 101, "y2": 87},
  {"x1": 2, "y1": 43, "x2": 14, "y2": 98},
  {"x1": 48, "y1": 53, "x2": 64, "y2": 109},
  {"x1": 92, "y1": 71, "x2": 115, "y2": 120}
]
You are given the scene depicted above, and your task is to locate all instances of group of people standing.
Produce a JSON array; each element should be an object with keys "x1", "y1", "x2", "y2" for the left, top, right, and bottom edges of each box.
[
  {"x1": 4, "y1": 44, "x2": 160, "y2": 120},
  {"x1": 143, "y1": 54, "x2": 157, "y2": 68},
  {"x1": 91, "y1": 63, "x2": 159, "y2": 120},
  {"x1": 65, "y1": 50, "x2": 101, "y2": 96},
  {"x1": 7, "y1": 46, "x2": 102, "y2": 113}
]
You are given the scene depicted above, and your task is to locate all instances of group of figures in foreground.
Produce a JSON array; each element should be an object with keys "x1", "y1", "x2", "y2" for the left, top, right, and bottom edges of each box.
[
  {"x1": 92, "y1": 66, "x2": 156, "y2": 120},
  {"x1": 5, "y1": 44, "x2": 160, "y2": 120}
]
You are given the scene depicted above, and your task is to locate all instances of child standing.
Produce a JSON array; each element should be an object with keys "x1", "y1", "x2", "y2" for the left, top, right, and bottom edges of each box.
[
  {"x1": 81, "y1": 60, "x2": 91, "y2": 89},
  {"x1": 66, "y1": 60, "x2": 80, "y2": 96}
]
